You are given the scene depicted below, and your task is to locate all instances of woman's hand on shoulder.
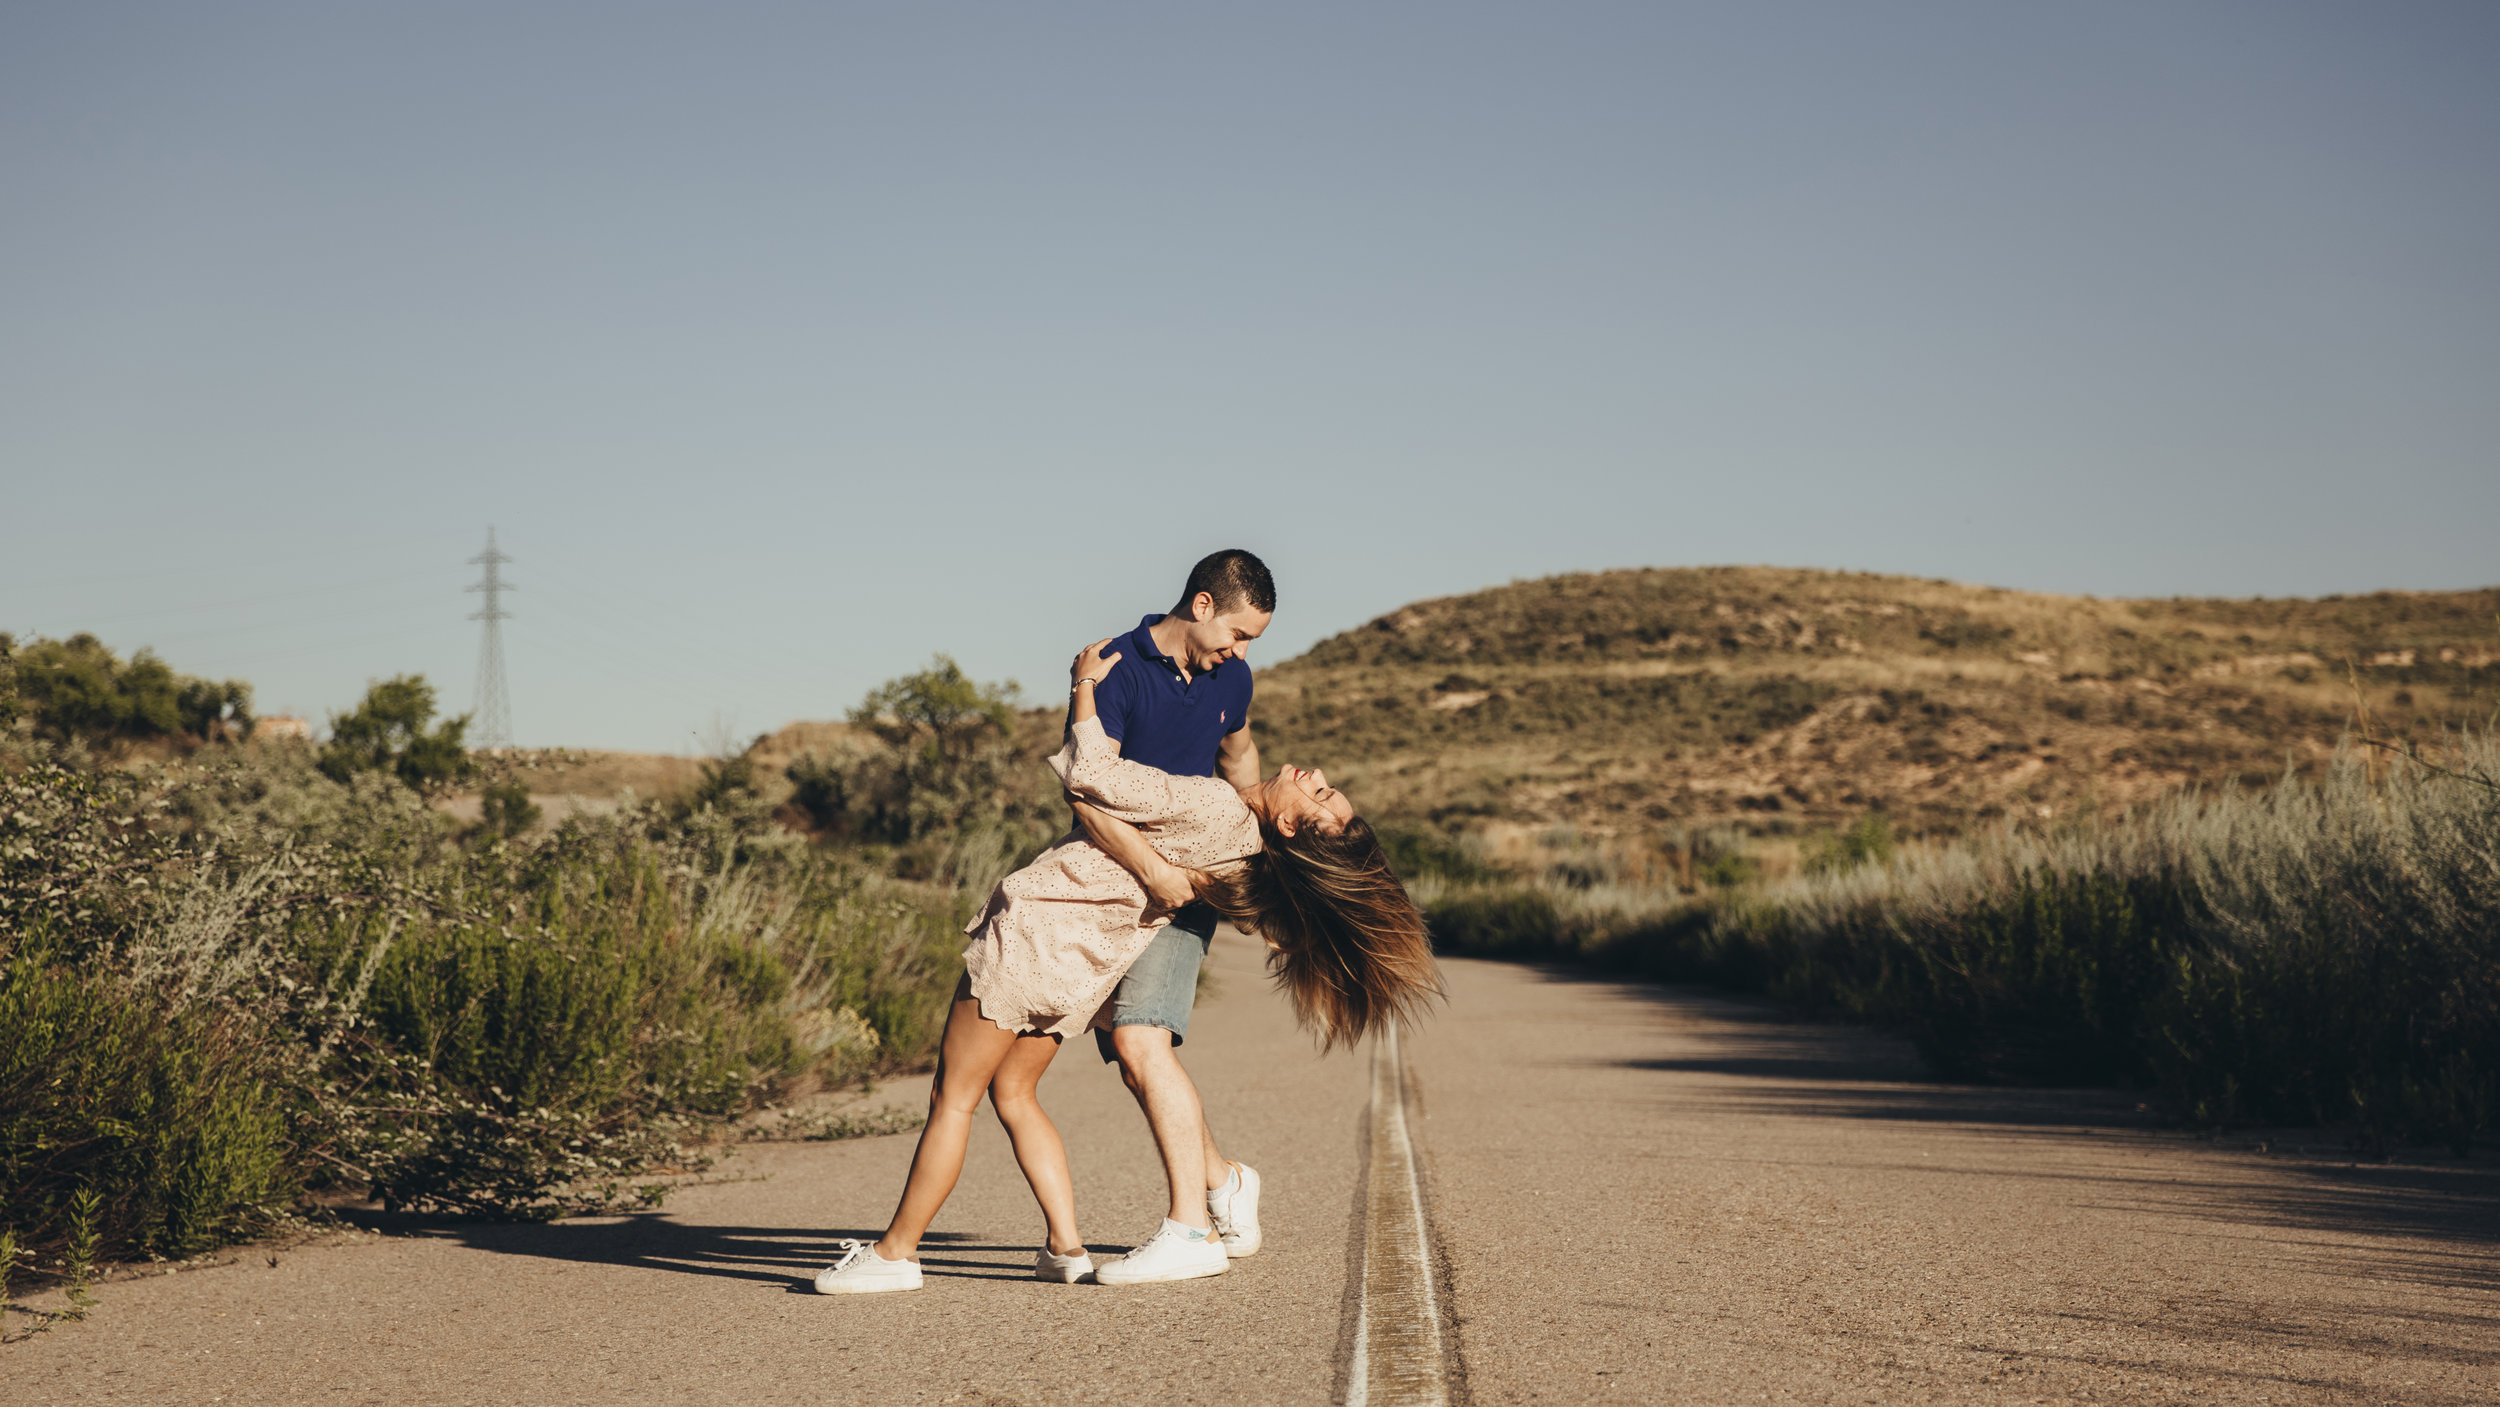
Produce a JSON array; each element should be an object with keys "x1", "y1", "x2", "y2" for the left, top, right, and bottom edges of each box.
[{"x1": 1071, "y1": 638, "x2": 1123, "y2": 689}]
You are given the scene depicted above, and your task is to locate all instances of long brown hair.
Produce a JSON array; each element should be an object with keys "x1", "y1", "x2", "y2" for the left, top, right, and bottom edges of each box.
[{"x1": 1202, "y1": 816, "x2": 1443, "y2": 1050}]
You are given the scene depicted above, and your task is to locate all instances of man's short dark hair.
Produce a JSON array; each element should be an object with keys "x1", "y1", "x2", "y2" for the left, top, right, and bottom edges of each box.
[{"x1": 1179, "y1": 549, "x2": 1276, "y2": 616}]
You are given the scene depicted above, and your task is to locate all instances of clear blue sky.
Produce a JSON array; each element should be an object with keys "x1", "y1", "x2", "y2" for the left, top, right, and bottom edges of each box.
[{"x1": 5, "y1": 2, "x2": 2495, "y2": 751}]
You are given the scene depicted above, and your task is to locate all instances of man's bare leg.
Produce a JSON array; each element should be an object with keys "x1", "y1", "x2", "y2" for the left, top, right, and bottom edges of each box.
[{"x1": 1109, "y1": 1024, "x2": 1226, "y2": 1227}]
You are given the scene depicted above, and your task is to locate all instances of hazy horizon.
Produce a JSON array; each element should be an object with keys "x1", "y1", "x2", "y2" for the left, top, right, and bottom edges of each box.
[{"x1": 7, "y1": 3, "x2": 2496, "y2": 750}]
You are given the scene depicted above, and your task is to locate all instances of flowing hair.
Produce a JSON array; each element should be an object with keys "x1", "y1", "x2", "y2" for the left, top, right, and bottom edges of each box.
[{"x1": 1202, "y1": 816, "x2": 1443, "y2": 1051}]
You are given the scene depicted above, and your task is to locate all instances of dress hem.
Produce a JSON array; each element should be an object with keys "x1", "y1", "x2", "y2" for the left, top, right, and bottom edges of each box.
[{"x1": 963, "y1": 964, "x2": 1084, "y2": 1040}]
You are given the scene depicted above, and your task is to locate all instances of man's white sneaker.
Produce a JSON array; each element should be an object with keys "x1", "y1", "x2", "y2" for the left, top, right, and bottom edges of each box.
[
  {"x1": 1093, "y1": 1220, "x2": 1231, "y2": 1285},
  {"x1": 1034, "y1": 1246, "x2": 1096, "y2": 1283},
  {"x1": 813, "y1": 1239, "x2": 922, "y2": 1294},
  {"x1": 1210, "y1": 1162, "x2": 1263, "y2": 1258}
]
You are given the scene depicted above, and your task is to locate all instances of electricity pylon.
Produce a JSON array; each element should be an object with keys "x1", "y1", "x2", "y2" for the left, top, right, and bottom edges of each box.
[{"x1": 466, "y1": 528, "x2": 516, "y2": 751}]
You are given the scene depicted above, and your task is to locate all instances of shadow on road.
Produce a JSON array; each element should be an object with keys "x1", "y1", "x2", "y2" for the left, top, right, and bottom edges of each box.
[
  {"x1": 1502, "y1": 961, "x2": 2500, "y2": 1281},
  {"x1": 335, "y1": 1212, "x2": 1041, "y2": 1287},
  {"x1": 2207, "y1": 1164, "x2": 2500, "y2": 1266}
]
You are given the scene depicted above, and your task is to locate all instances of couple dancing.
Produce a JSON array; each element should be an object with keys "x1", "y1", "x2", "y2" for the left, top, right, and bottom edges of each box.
[{"x1": 815, "y1": 549, "x2": 1440, "y2": 1293}]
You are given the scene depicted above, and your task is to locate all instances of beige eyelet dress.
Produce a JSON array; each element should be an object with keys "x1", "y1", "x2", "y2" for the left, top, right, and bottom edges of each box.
[{"x1": 960, "y1": 715, "x2": 1263, "y2": 1038}]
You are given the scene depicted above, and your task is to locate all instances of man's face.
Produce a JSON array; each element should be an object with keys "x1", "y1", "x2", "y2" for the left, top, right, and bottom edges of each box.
[{"x1": 1178, "y1": 594, "x2": 1271, "y2": 673}]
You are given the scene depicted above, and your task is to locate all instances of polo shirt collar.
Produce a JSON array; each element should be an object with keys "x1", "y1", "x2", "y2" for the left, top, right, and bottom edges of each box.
[{"x1": 1129, "y1": 614, "x2": 1183, "y2": 676}]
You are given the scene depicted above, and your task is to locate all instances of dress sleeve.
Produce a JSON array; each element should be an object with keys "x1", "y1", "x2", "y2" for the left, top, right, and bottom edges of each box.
[{"x1": 1048, "y1": 716, "x2": 1207, "y2": 827}]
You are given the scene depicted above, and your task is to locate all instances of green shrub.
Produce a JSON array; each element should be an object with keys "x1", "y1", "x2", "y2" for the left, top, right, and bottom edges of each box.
[
  {"x1": 309, "y1": 820, "x2": 967, "y2": 1217},
  {"x1": 1803, "y1": 814, "x2": 1895, "y2": 875},
  {"x1": 0, "y1": 741, "x2": 978, "y2": 1256},
  {"x1": 2151, "y1": 746, "x2": 2500, "y2": 1149},
  {"x1": 0, "y1": 651, "x2": 1087, "y2": 1265},
  {"x1": 0, "y1": 940, "x2": 293, "y2": 1262},
  {"x1": 1717, "y1": 743, "x2": 2500, "y2": 1149},
  {"x1": 8, "y1": 634, "x2": 251, "y2": 748},
  {"x1": 1425, "y1": 887, "x2": 1565, "y2": 959},
  {"x1": 0, "y1": 631, "x2": 19, "y2": 734},
  {"x1": 787, "y1": 657, "x2": 1031, "y2": 844},
  {"x1": 320, "y1": 675, "x2": 471, "y2": 792},
  {"x1": 477, "y1": 779, "x2": 541, "y2": 838},
  {"x1": 1853, "y1": 869, "x2": 2189, "y2": 1084},
  {"x1": 1376, "y1": 824, "x2": 1500, "y2": 884},
  {"x1": 1697, "y1": 851, "x2": 1761, "y2": 888}
]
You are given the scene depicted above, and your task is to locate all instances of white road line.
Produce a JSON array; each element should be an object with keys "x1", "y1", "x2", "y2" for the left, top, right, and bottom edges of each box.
[{"x1": 1345, "y1": 1023, "x2": 1449, "y2": 1407}]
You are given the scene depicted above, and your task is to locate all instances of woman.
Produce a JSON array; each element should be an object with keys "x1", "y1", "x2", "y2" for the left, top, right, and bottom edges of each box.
[{"x1": 814, "y1": 638, "x2": 1440, "y2": 1294}]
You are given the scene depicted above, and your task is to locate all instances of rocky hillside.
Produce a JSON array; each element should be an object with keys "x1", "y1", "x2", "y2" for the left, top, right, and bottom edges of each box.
[{"x1": 1246, "y1": 567, "x2": 2500, "y2": 837}]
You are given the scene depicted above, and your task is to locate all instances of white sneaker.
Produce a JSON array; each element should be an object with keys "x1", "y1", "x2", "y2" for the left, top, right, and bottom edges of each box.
[
  {"x1": 1094, "y1": 1219, "x2": 1231, "y2": 1285},
  {"x1": 813, "y1": 1239, "x2": 923, "y2": 1294},
  {"x1": 1034, "y1": 1246, "x2": 1096, "y2": 1283},
  {"x1": 1210, "y1": 1162, "x2": 1263, "y2": 1258}
]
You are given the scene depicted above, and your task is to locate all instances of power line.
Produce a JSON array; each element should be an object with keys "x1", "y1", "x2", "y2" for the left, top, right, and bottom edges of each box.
[
  {"x1": 9, "y1": 567, "x2": 445, "y2": 633},
  {"x1": 466, "y1": 528, "x2": 516, "y2": 750}
]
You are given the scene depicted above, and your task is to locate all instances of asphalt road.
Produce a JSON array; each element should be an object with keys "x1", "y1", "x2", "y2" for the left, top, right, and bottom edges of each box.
[
  {"x1": 16, "y1": 942, "x2": 2498, "y2": 1405},
  {"x1": 1410, "y1": 959, "x2": 2499, "y2": 1405}
]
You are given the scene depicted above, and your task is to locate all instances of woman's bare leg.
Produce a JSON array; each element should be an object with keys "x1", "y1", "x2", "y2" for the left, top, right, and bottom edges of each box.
[
  {"x1": 872, "y1": 987, "x2": 1023, "y2": 1262},
  {"x1": 988, "y1": 1032, "x2": 1082, "y2": 1255}
]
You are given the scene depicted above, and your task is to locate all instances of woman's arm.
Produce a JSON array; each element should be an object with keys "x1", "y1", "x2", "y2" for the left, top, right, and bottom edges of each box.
[
  {"x1": 1061, "y1": 639, "x2": 1203, "y2": 911},
  {"x1": 1069, "y1": 638, "x2": 1115, "y2": 727},
  {"x1": 1054, "y1": 639, "x2": 1230, "y2": 828}
]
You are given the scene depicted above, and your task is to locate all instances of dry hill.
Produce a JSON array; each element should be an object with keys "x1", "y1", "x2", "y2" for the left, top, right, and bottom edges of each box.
[
  {"x1": 1246, "y1": 566, "x2": 2500, "y2": 838},
  {"x1": 496, "y1": 567, "x2": 2499, "y2": 846}
]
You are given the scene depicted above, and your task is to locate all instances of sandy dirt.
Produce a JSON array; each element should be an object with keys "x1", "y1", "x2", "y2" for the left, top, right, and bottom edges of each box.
[{"x1": 14, "y1": 946, "x2": 2495, "y2": 1404}]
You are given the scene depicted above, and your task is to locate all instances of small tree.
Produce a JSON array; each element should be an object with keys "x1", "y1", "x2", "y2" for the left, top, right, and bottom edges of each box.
[
  {"x1": 849, "y1": 656, "x2": 1020, "y2": 764},
  {"x1": 13, "y1": 634, "x2": 181, "y2": 743},
  {"x1": 321, "y1": 676, "x2": 471, "y2": 792},
  {"x1": 177, "y1": 677, "x2": 254, "y2": 742},
  {"x1": 1804, "y1": 814, "x2": 1897, "y2": 875},
  {"x1": 789, "y1": 657, "x2": 1028, "y2": 844},
  {"x1": 0, "y1": 632, "x2": 19, "y2": 735},
  {"x1": 478, "y1": 778, "x2": 542, "y2": 838},
  {"x1": 6, "y1": 634, "x2": 255, "y2": 751}
]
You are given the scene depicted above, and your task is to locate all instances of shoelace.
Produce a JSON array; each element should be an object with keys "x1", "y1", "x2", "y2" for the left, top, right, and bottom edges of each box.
[
  {"x1": 827, "y1": 1238, "x2": 872, "y2": 1273},
  {"x1": 1146, "y1": 1223, "x2": 1210, "y2": 1250}
]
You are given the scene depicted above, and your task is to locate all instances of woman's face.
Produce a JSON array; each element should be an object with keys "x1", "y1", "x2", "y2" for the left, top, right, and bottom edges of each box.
[{"x1": 1259, "y1": 763, "x2": 1355, "y2": 838}]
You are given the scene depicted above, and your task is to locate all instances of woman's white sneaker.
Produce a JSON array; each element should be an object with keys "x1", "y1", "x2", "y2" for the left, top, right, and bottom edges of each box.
[
  {"x1": 1034, "y1": 1246, "x2": 1096, "y2": 1283},
  {"x1": 1094, "y1": 1219, "x2": 1231, "y2": 1285},
  {"x1": 813, "y1": 1239, "x2": 923, "y2": 1294},
  {"x1": 1210, "y1": 1162, "x2": 1262, "y2": 1258}
]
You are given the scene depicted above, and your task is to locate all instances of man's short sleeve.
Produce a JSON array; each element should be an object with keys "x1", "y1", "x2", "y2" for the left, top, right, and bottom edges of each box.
[
  {"x1": 1223, "y1": 662, "x2": 1253, "y2": 733},
  {"x1": 1093, "y1": 660, "x2": 1137, "y2": 745}
]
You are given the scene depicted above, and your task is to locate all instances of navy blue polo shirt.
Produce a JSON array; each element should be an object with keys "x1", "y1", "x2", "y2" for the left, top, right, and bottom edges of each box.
[{"x1": 1094, "y1": 613, "x2": 1253, "y2": 778}]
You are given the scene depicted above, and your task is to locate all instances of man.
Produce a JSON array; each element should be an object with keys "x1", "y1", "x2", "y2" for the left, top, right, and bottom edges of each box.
[{"x1": 1070, "y1": 548, "x2": 1274, "y2": 1286}]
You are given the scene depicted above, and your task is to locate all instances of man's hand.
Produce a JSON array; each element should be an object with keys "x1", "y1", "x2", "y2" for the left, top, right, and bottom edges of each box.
[
  {"x1": 1073, "y1": 799, "x2": 1203, "y2": 917},
  {"x1": 1137, "y1": 857, "x2": 1199, "y2": 915}
]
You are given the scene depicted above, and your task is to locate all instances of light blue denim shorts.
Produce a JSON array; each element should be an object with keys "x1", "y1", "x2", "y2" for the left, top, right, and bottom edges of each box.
[{"x1": 1093, "y1": 902, "x2": 1218, "y2": 1063}]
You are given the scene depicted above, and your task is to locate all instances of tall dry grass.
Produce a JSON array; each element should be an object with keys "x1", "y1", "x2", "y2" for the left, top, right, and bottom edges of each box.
[{"x1": 1415, "y1": 734, "x2": 2500, "y2": 1151}]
